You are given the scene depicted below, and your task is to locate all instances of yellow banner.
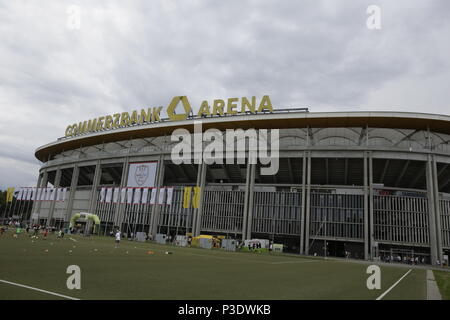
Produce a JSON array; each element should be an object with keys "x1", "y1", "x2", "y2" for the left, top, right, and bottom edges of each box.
[
  {"x1": 193, "y1": 186, "x2": 201, "y2": 209},
  {"x1": 6, "y1": 187, "x2": 15, "y2": 203},
  {"x1": 183, "y1": 187, "x2": 192, "y2": 209}
]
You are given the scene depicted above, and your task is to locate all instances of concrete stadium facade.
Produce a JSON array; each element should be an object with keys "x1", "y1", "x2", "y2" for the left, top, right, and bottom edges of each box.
[{"x1": 33, "y1": 111, "x2": 450, "y2": 265}]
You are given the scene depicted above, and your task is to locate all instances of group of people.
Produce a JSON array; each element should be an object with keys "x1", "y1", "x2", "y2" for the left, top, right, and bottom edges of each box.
[
  {"x1": 0, "y1": 220, "x2": 67, "y2": 240},
  {"x1": 247, "y1": 242, "x2": 263, "y2": 251},
  {"x1": 379, "y1": 254, "x2": 427, "y2": 265}
]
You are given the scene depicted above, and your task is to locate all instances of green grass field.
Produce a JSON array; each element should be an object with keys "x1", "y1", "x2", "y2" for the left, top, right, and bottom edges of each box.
[
  {"x1": 0, "y1": 230, "x2": 436, "y2": 300},
  {"x1": 433, "y1": 270, "x2": 450, "y2": 300}
]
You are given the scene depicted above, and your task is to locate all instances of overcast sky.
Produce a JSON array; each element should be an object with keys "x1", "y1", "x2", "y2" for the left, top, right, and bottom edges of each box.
[{"x1": 0, "y1": 0, "x2": 449, "y2": 189}]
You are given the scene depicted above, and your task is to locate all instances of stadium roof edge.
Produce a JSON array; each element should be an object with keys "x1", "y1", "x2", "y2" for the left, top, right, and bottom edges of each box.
[{"x1": 34, "y1": 111, "x2": 450, "y2": 162}]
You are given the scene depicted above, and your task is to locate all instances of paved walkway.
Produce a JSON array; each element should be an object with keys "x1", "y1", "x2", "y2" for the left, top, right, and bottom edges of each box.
[{"x1": 427, "y1": 270, "x2": 442, "y2": 300}]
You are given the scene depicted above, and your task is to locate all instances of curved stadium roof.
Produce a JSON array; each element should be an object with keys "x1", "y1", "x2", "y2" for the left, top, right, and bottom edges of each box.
[{"x1": 35, "y1": 111, "x2": 450, "y2": 162}]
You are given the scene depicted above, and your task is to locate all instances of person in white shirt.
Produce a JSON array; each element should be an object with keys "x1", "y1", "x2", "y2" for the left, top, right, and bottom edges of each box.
[{"x1": 115, "y1": 230, "x2": 121, "y2": 248}]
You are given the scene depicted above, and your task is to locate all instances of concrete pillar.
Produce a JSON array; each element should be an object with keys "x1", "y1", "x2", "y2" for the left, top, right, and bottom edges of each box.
[
  {"x1": 432, "y1": 156, "x2": 443, "y2": 264},
  {"x1": 65, "y1": 165, "x2": 79, "y2": 224},
  {"x1": 149, "y1": 155, "x2": 165, "y2": 237},
  {"x1": 242, "y1": 163, "x2": 256, "y2": 241},
  {"x1": 368, "y1": 152, "x2": 375, "y2": 260},
  {"x1": 29, "y1": 172, "x2": 43, "y2": 225},
  {"x1": 426, "y1": 155, "x2": 439, "y2": 265},
  {"x1": 114, "y1": 157, "x2": 129, "y2": 227},
  {"x1": 47, "y1": 167, "x2": 62, "y2": 226},
  {"x1": 34, "y1": 169, "x2": 49, "y2": 221},
  {"x1": 245, "y1": 163, "x2": 256, "y2": 240},
  {"x1": 192, "y1": 163, "x2": 202, "y2": 236},
  {"x1": 304, "y1": 153, "x2": 312, "y2": 255},
  {"x1": 31, "y1": 173, "x2": 43, "y2": 215},
  {"x1": 300, "y1": 153, "x2": 307, "y2": 254},
  {"x1": 363, "y1": 152, "x2": 369, "y2": 260},
  {"x1": 193, "y1": 162, "x2": 207, "y2": 237},
  {"x1": 88, "y1": 160, "x2": 102, "y2": 213}
]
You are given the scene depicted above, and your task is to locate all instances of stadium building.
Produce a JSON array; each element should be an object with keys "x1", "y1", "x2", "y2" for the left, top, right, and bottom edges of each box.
[{"x1": 29, "y1": 96, "x2": 450, "y2": 265}]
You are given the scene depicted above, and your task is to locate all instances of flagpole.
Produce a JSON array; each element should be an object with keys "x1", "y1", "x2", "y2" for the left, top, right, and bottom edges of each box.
[
  {"x1": 6, "y1": 196, "x2": 14, "y2": 223},
  {"x1": 99, "y1": 187, "x2": 104, "y2": 235},
  {"x1": 108, "y1": 192, "x2": 114, "y2": 236},
  {"x1": 124, "y1": 188, "x2": 132, "y2": 238},
  {"x1": 103, "y1": 188, "x2": 108, "y2": 236},
  {"x1": 132, "y1": 188, "x2": 140, "y2": 237},
  {"x1": 146, "y1": 189, "x2": 151, "y2": 238},
  {"x1": 18, "y1": 188, "x2": 27, "y2": 224},
  {"x1": 1, "y1": 189, "x2": 10, "y2": 225},
  {"x1": 24, "y1": 188, "x2": 32, "y2": 224},
  {"x1": 106, "y1": 188, "x2": 112, "y2": 236},
  {"x1": 10, "y1": 190, "x2": 19, "y2": 221},
  {"x1": 19, "y1": 188, "x2": 28, "y2": 223},
  {"x1": 28, "y1": 187, "x2": 36, "y2": 228}
]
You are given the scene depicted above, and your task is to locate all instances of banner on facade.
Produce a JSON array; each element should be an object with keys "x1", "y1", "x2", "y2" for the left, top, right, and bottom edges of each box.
[
  {"x1": 166, "y1": 187, "x2": 173, "y2": 206},
  {"x1": 40, "y1": 188, "x2": 46, "y2": 201},
  {"x1": 6, "y1": 187, "x2": 15, "y2": 202},
  {"x1": 193, "y1": 186, "x2": 201, "y2": 209},
  {"x1": 62, "y1": 188, "x2": 67, "y2": 201},
  {"x1": 105, "y1": 188, "x2": 113, "y2": 203},
  {"x1": 17, "y1": 188, "x2": 24, "y2": 201},
  {"x1": 100, "y1": 187, "x2": 106, "y2": 202},
  {"x1": 158, "y1": 187, "x2": 166, "y2": 205},
  {"x1": 150, "y1": 188, "x2": 157, "y2": 204},
  {"x1": 142, "y1": 188, "x2": 149, "y2": 204},
  {"x1": 45, "y1": 188, "x2": 52, "y2": 201},
  {"x1": 50, "y1": 187, "x2": 56, "y2": 201},
  {"x1": 133, "y1": 188, "x2": 141, "y2": 204},
  {"x1": 120, "y1": 188, "x2": 127, "y2": 204},
  {"x1": 126, "y1": 188, "x2": 133, "y2": 204},
  {"x1": 183, "y1": 187, "x2": 192, "y2": 209},
  {"x1": 113, "y1": 187, "x2": 120, "y2": 203},
  {"x1": 127, "y1": 162, "x2": 158, "y2": 188},
  {"x1": 26, "y1": 188, "x2": 32, "y2": 201}
]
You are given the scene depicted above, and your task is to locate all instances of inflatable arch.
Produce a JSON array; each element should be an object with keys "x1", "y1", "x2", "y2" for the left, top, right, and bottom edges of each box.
[{"x1": 70, "y1": 212, "x2": 101, "y2": 233}]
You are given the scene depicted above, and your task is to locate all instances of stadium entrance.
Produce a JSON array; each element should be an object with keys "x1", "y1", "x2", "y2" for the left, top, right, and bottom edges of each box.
[
  {"x1": 378, "y1": 244, "x2": 431, "y2": 264},
  {"x1": 309, "y1": 239, "x2": 364, "y2": 259}
]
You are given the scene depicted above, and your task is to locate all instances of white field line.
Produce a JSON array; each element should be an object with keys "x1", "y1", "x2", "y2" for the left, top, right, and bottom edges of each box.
[
  {"x1": 376, "y1": 269, "x2": 412, "y2": 300},
  {"x1": 270, "y1": 260, "x2": 316, "y2": 265},
  {"x1": 0, "y1": 279, "x2": 80, "y2": 300}
]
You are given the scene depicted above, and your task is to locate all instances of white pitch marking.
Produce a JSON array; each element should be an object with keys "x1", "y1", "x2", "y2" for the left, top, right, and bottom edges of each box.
[
  {"x1": 270, "y1": 260, "x2": 316, "y2": 265},
  {"x1": 0, "y1": 279, "x2": 80, "y2": 300},
  {"x1": 376, "y1": 269, "x2": 412, "y2": 300}
]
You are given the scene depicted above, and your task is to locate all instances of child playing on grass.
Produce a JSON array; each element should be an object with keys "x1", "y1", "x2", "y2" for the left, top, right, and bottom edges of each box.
[
  {"x1": 13, "y1": 226, "x2": 21, "y2": 238},
  {"x1": 115, "y1": 230, "x2": 121, "y2": 248}
]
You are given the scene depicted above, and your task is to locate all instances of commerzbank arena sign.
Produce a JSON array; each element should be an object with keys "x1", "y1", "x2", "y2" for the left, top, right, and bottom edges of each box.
[{"x1": 64, "y1": 95, "x2": 273, "y2": 137}]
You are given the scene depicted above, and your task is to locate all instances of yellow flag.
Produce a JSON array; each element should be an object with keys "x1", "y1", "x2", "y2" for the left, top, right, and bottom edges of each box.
[
  {"x1": 193, "y1": 186, "x2": 201, "y2": 209},
  {"x1": 6, "y1": 187, "x2": 15, "y2": 202},
  {"x1": 183, "y1": 187, "x2": 192, "y2": 209}
]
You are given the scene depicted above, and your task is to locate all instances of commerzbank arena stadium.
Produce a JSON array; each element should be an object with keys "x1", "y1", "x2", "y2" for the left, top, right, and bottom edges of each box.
[{"x1": 24, "y1": 95, "x2": 450, "y2": 265}]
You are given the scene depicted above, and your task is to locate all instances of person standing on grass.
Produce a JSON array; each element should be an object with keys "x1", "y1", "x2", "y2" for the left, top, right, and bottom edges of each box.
[
  {"x1": 115, "y1": 230, "x2": 121, "y2": 248},
  {"x1": 33, "y1": 225, "x2": 39, "y2": 238},
  {"x1": 13, "y1": 226, "x2": 21, "y2": 238}
]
